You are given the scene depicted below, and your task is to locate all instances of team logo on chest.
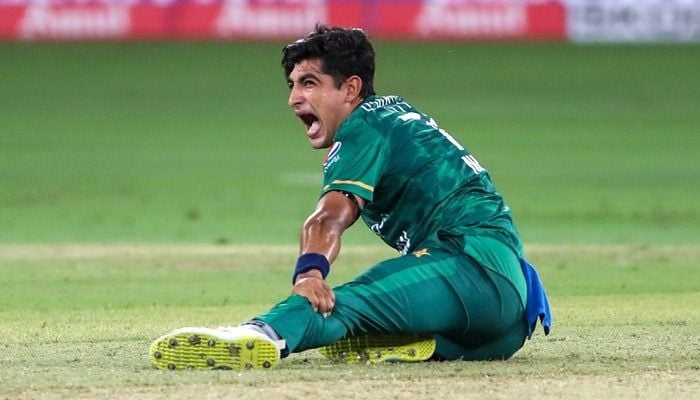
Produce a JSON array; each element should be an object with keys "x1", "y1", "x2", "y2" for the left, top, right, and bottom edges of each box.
[{"x1": 323, "y1": 141, "x2": 342, "y2": 172}]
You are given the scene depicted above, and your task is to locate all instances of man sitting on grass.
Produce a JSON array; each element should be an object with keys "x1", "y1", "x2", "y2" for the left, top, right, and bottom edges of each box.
[{"x1": 149, "y1": 25, "x2": 551, "y2": 370}]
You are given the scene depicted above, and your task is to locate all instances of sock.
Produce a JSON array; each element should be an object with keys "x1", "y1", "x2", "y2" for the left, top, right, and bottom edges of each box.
[{"x1": 242, "y1": 319, "x2": 290, "y2": 358}]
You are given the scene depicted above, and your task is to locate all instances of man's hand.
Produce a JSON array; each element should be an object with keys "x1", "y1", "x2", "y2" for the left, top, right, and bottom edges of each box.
[{"x1": 293, "y1": 269, "x2": 335, "y2": 315}]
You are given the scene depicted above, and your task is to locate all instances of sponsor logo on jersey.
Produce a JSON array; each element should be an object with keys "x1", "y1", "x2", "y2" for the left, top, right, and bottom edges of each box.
[{"x1": 323, "y1": 141, "x2": 342, "y2": 172}]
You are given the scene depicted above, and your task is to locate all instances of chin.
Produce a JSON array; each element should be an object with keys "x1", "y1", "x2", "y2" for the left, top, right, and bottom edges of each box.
[
  {"x1": 310, "y1": 142, "x2": 329, "y2": 150},
  {"x1": 309, "y1": 137, "x2": 331, "y2": 149}
]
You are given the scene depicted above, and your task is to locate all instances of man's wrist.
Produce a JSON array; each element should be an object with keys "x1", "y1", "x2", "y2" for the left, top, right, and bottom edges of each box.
[
  {"x1": 292, "y1": 253, "x2": 330, "y2": 284},
  {"x1": 295, "y1": 269, "x2": 323, "y2": 280}
]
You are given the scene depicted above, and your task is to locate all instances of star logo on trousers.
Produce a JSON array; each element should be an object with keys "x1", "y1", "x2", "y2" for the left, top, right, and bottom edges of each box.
[{"x1": 413, "y1": 248, "x2": 430, "y2": 258}]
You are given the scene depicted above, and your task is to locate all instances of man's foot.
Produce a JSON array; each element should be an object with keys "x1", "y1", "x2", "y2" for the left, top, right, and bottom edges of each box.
[
  {"x1": 149, "y1": 326, "x2": 281, "y2": 370},
  {"x1": 318, "y1": 334, "x2": 436, "y2": 364}
]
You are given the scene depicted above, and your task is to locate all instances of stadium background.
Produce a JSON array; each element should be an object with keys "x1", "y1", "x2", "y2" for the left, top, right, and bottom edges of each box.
[
  {"x1": 1, "y1": 1, "x2": 699, "y2": 397},
  {"x1": 1, "y1": 0, "x2": 698, "y2": 246}
]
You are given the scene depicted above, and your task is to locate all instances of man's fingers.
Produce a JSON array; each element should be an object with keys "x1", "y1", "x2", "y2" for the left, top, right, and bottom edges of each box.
[
  {"x1": 317, "y1": 282, "x2": 336, "y2": 314},
  {"x1": 293, "y1": 276, "x2": 335, "y2": 314},
  {"x1": 315, "y1": 287, "x2": 329, "y2": 313},
  {"x1": 307, "y1": 292, "x2": 321, "y2": 312},
  {"x1": 292, "y1": 280, "x2": 320, "y2": 311}
]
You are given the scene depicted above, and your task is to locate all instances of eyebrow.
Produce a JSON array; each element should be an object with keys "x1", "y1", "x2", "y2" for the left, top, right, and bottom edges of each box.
[{"x1": 288, "y1": 73, "x2": 320, "y2": 85}]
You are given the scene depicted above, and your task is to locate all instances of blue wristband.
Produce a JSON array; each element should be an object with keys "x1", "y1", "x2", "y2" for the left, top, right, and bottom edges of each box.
[{"x1": 292, "y1": 253, "x2": 330, "y2": 284}]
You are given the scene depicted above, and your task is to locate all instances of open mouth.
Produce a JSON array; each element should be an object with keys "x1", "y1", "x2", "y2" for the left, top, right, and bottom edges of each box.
[{"x1": 297, "y1": 112, "x2": 321, "y2": 138}]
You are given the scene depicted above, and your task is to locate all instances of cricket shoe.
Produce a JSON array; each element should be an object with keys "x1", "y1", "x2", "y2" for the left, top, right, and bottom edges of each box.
[
  {"x1": 149, "y1": 326, "x2": 281, "y2": 371},
  {"x1": 318, "y1": 334, "x2": 436, "y2": 364}
]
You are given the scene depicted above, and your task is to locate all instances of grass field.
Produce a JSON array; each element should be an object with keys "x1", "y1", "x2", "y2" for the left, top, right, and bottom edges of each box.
[
  {"x1": 0, "y1": 244, "x2": 698, "y2": 399},
  {"x1": 0, "y1": 42, "x2": 699, "y2": 398}
]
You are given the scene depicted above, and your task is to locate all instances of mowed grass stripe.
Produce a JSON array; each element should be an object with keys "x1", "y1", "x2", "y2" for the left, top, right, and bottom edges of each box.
[{"x1": 1, "y1": 243, "x2": 699, "y2": 261}]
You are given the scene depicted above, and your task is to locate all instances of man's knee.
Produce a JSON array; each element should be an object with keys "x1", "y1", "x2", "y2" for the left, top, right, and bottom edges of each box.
[{"x1": 433, "y1": 324, "x2": 527, "y2": 361}]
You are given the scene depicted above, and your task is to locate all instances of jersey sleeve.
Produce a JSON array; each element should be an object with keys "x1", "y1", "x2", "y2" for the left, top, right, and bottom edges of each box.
[{"x1": 320, "y1": 119, "x2": 385, "y2": 202}]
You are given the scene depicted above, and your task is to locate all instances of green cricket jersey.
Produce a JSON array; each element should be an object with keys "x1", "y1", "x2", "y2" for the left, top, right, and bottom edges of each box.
[{"x1": 321, "y1": 95, "x2": 525, "y2": 290}]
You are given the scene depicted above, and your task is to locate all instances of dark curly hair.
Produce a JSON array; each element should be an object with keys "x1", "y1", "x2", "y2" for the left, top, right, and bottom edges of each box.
[{"x1": 282, "y1": 25, "x2": 376, "y2": 99}]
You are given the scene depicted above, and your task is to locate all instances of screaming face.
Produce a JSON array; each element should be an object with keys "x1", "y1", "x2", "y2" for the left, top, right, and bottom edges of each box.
[{"x1": 287, "y1": 58, "x2": 363, "y2": 149}]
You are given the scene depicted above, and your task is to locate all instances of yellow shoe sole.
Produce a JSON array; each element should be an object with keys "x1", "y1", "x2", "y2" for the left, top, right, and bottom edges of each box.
[
  {"x1": 149, "y1": 327, "x2": 280, "y2": 371},
  {"x1": 318, "y1": 335, "x2": 436, "y2": 364}
]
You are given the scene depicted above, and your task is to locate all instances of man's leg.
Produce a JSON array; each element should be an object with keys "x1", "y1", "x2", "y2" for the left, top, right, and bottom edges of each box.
[
  {"x1": 431, "y1": 267, "x2": 527, "y2": 361},
  {"x1": 150, "y1": 246, "x2": 527, "y2": 369},
  {"x1": 257, "y1": 247, "x2": 524, "y2": 357},
  {"x1": 434, "y1": 324, "x2": 526, "y2": 362},
  {"x1": 318, "y1": 253, "x2": 527, "y2": 363}
]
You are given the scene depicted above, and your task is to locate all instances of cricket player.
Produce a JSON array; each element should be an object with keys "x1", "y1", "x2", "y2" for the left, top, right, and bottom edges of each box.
[{"x1": 150, "y1": 25, "x2": 551, "y2": 370}]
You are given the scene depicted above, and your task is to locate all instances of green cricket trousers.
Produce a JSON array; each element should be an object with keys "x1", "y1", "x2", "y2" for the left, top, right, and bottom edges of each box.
[{"x1": 258, "y1": 244, "x2": 528, "y2": 361}]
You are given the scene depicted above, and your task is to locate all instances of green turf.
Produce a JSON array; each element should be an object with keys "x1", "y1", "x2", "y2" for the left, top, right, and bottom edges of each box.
[
  {"x1": 1, "y1": 42, "x2": 698, "y2": 245},
  {"x1": 0, "y1": 244, "x2": 697, "y2": 398}
]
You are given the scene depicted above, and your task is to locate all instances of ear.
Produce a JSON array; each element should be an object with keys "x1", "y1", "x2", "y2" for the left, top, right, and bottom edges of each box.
[{"x1": 343, "y1": 75, "x2": 363, "y2": 103}]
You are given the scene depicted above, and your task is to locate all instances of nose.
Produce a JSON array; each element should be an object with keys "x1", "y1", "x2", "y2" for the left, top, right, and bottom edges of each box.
[{"x1": 288, "y1": 84, "x2": 303, "y2": 108}]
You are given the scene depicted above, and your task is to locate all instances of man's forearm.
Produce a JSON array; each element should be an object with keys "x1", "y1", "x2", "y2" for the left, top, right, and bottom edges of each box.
[
  {"x1": 299, "y1": 211, "x2": 344, "y2": 265},
  {"x1": 298, "y1": 190, "x2": 360, "y2": 266}
]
